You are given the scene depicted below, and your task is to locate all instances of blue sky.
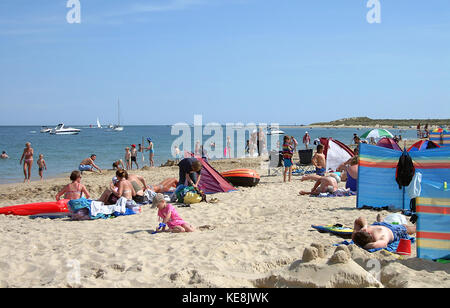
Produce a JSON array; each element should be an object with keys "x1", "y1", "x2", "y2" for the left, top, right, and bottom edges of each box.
[{"x1": 0, "y1": 0, "x2": 449, "y2": 126}]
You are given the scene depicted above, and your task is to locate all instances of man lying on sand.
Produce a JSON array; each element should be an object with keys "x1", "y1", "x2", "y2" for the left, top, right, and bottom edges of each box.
[
  {"x1": 299, "y1": 173, "x2": 339, "y2": 195},
  {"x1": 352, "y1": 216, "x2": 416, "y2": 250}
]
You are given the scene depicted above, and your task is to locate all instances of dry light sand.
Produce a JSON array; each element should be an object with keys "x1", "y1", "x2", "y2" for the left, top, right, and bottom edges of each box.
[{"x1": 0, "y1": 155, "x2": 449, "y2": 288}]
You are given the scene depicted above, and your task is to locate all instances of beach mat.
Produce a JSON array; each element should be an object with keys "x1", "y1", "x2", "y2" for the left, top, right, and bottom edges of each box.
[
  {"x1": 311, "y1": 189, "x2": 356, "y2": 198},
  {"x1": 311, "y1": 224, "x2": 353, "y2": 238}
]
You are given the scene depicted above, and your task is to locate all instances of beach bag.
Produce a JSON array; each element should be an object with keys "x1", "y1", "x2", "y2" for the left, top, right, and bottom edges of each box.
[
  {"x1": 395, "y1": 151, "x2": 415, "y2": 189},
  {"x1": 175, "y1": 185, "x2": 197, "y2": 203},
  {"x1": 183, "y1": 192, "x2": 202, "y2": 204}
]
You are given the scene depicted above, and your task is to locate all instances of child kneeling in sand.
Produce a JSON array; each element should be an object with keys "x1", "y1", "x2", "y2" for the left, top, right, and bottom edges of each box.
[{"x1": 154, "y1": 193, "x2": 195, "y2": 233}]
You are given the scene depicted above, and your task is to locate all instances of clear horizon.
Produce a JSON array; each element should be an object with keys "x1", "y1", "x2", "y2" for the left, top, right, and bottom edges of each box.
[{"x1": 1, "y1": 0, "x2": 449, "y2": 126}]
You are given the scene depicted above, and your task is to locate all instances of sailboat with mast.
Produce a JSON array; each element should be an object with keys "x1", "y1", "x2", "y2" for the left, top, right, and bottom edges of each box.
[{"x1": 112, "y1": 99, "x2": 124, "y2": 131}]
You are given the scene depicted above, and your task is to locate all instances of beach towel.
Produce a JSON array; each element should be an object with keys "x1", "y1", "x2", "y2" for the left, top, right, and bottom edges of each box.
[
  {"x1": 312, "y1": 188, "x2": 356, "y2": 197},
  {"x1": 335, "y1": 222, "x2": 416, "y2": 253},
  {"x1": 68, "y1": 198, "x2": 139, "y2": 220},
  {"x1": 335, "y1": 238, "x2": 416, "y2": 253},
  {"x1": 311, "y1": 224, "x2": 353, "y2": 238}
]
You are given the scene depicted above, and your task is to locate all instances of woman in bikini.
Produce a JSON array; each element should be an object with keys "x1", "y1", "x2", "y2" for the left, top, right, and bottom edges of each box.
[
  {"x1": 127, "y1": 173, "x2": 148, "y2": 203},
  {"x1": 20, "y1": 142, "x2": 34, "y2": 183},
  {"x1": 146, "y1": 138, "x2": 155, "y2": 167},
  {"x1": 55, "y1": 171, "x2": 91, "y2": 201},
  {"x1": 112, "y1": 169, "x2": 136, "y2": 201}
]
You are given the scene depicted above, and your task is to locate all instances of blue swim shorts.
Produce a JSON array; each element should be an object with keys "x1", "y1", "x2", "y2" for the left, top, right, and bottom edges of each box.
[
  {"x1": 79, "y1": 164, "x2": 93, "y2": 171},
  {"x1": 316, "y1": 167, "x2": 326, "y2": 176},
  {"x1": 371, "y1": 222, "x2": 409, "y2": 242},
  {"x1": 283, "y1": 158, "x2": 293, "y2": 167}
]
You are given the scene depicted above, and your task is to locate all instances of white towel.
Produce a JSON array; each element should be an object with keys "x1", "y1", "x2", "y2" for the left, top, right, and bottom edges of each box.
[{"x1": 89, "y1": 201, "x2": 116, "y2": 217}]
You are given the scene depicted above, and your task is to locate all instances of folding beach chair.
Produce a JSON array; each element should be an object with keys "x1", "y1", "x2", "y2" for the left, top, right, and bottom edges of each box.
[
  {"x1": 268, "y1": 150, "x2": 283, "y2": 176},
  {"x1": 293, "y1": 149, "x2": 315, "y2": 176}
]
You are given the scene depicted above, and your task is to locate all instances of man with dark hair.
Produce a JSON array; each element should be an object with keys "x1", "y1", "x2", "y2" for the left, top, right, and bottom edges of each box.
[
  {"x1": 352, "y1": 216, "x2": 416, "y2": 250},
  {"x1": 79, "y1": 154, "x2": 102, "y2": 173},
  {"x1": 178, "y1": 157, "x2": 202, "y2": 189},
  {"x1": 312, "y1": 144, "x2": 326, "y2": 176}
]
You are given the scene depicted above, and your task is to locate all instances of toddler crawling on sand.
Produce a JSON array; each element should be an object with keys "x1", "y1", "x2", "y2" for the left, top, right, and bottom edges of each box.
[{"x1": 154, "y1": 193, "x2": 195, "y2": 233}]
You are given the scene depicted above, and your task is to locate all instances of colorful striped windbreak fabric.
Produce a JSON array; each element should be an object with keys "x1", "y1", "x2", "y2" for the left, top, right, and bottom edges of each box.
[
  {"x1": 416, "y1": 182, "x2": 450, "y2": 260},
  {"x1": 429, "y1": 132, "x2": 450, "y2": 146},
  {"x1": 357, "y1": 144, "x2": 450, "y2": 211}
]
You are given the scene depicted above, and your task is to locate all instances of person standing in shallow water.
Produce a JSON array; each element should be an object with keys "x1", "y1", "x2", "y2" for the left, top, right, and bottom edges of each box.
[
  {"x1": 146, "y1": 138, "x2": 155, "y2": 167},
  {"x1": 20, "y1": 142, "x2": 34, "y2": 183}
]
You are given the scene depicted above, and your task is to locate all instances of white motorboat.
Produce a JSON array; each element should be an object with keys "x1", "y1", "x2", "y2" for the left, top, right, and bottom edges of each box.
[
  {"x1": 112, "y1": 125, "x2": 124, "y2": 131},
  {"x1": 50, "y1": 123, "x2": 81, "y2": 135},
  {"x1": 266, "y1": 127, "x2": 285, "y2": 135},
  {"x1": 40, "y1": 126, "x2": 52, "y2": 133}
]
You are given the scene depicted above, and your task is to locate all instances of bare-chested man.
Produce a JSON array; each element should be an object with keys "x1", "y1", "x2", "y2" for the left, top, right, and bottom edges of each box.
[
  {"x1": 299, "y1": 174, "x2": 338, "y2": 195},
  {"x1": 79, "y1": 154, "x2": 102, "y2": 173},
  {"x1": 352, "y1": 216, "x2": 416, "y2": 250},
  {"x1": 312, "y1": 144, "x2": 326, "y2": 176},
  {"x1": 20, "y1": 142, "x2": 34, "y2": 183}
]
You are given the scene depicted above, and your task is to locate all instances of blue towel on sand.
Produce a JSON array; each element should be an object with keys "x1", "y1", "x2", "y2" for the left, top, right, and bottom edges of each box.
[
  {"x1": 335, "y1": 237, "x2": 416, "y2": 253},
  {"x1": 312, "y1": 189, "x2": 356, "y2": 198}
]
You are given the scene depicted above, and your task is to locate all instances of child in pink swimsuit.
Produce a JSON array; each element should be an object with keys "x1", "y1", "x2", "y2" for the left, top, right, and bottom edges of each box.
[{"x1": 154, "y1": 193, "x2": 194, "y2": 233}]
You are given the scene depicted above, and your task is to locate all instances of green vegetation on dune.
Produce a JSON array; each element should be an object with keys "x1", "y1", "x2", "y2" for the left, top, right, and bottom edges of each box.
[{"x1": 310, "y1": 117, "x2": 450, "y2": 127}]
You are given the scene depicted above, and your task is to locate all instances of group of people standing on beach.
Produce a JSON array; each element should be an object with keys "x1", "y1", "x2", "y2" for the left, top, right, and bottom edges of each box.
[
  {"x1": 119, "y1": 138, "x2": 156, "y2": 171},
  {"x1": 11, "y1": 137, "x2": 157, "y2": 183},
  {"x1": 14, "y1": 142, "x2": 48, "y2": 183}
]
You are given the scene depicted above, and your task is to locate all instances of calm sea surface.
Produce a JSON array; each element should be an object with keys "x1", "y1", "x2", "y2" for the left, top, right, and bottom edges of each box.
[{"x1": 0, "y1": 125, "x2": 416, "y2": 184}]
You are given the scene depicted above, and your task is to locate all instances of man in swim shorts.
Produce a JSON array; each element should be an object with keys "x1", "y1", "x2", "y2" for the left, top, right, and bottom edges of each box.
[
  {"x1": 130, "y1": 144, "x2": 139, "y2": 169},
  {"x1": 312, "y1": 144, "x2": 326, "y2": 176},
  {"x1": 79, "y1": 154, "x2": 102, "y2": 173},
  {"x1": 352, "y1": 216, "x2": 416, "y2": 250}
]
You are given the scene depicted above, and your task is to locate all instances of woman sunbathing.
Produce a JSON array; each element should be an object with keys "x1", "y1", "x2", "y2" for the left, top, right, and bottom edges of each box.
[{"x1": 98, "y1": 176, "x2": 178, "y2": 205}]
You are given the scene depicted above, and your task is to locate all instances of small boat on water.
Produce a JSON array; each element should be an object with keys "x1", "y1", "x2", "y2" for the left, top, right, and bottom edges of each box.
[
  {"x1": 267, "y1": 127, "x2": 285, "y2": 135},
  {"x1": 40, "y1": 126, "x2": 52, "y2": 133},
  {"x1": 50, "y1": 123, "x2": 81, "y2": 135}
]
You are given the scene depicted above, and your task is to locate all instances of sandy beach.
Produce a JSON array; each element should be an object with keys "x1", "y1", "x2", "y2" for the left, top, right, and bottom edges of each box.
[{"x1": 0, "y1": 150, "x2": 449, "y2": 289}]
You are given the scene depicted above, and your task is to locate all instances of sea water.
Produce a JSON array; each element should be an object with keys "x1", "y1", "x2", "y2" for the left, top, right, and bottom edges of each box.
[{"x1": 0, "y1": 125, "x2": 416, "y2": 184}]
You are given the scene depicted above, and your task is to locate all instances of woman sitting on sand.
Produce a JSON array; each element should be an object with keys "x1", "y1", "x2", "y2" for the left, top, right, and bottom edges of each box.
[
  {"x1": 98, "y1": 175, "x2": 178, "y2": 205},
  {"x1": 112, "y1": 169, "x2": 136, "y2": 201},
  {"x1": 128, "y1": 173, "x2": 149, "y2": 203},
  {"x1": 55, "y1": 171, "x2": 91, "y2": 201},
  {"x1": 337, "y1": 156, "x2": 358, "y2": 192}
]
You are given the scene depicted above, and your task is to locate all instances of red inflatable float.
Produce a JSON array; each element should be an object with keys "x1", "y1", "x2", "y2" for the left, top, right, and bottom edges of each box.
[{"x1": 0, "y1": 199, "x2": 70, "y2": 216}]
